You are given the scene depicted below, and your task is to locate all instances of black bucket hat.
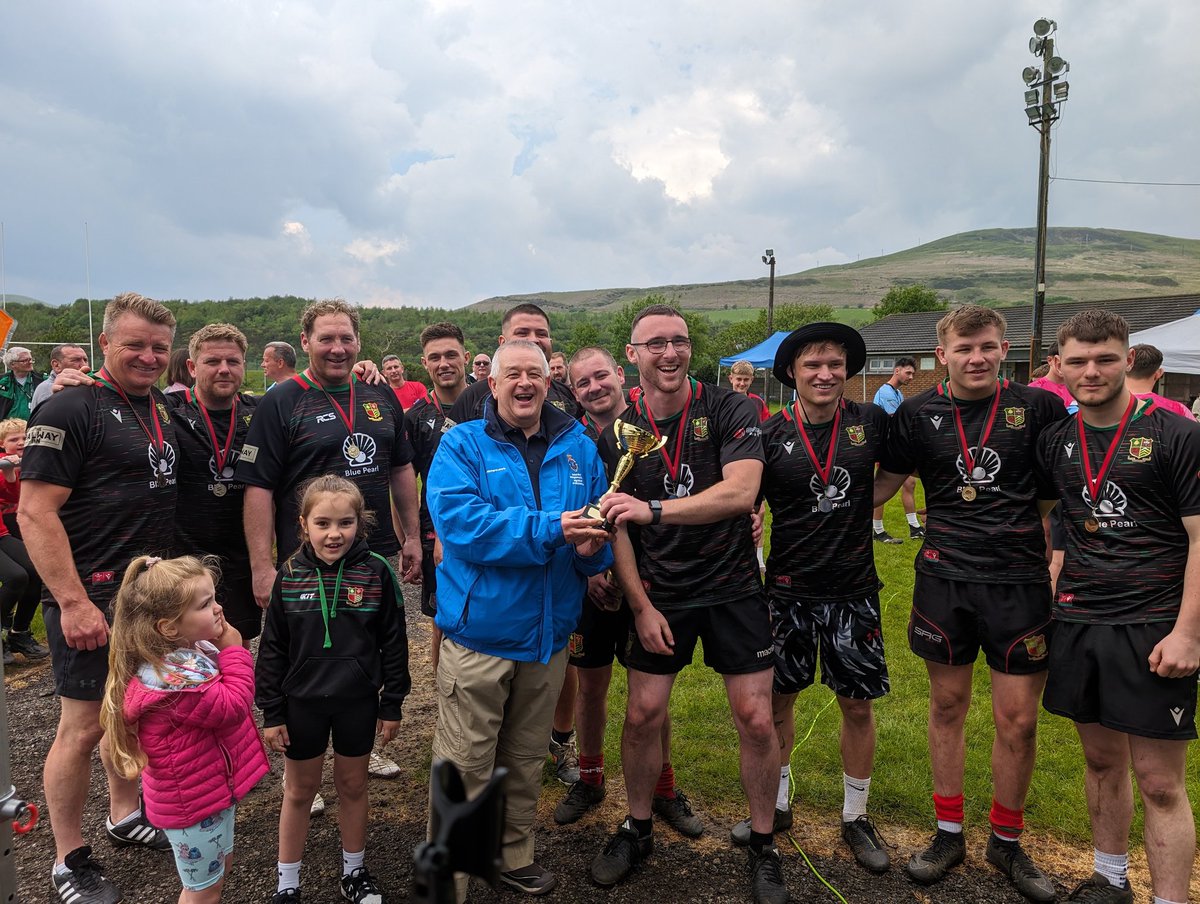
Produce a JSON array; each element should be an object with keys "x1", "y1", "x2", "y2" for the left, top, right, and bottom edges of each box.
[{"x1": 772, "y1": 322, "x2": 867, "y2": 388}]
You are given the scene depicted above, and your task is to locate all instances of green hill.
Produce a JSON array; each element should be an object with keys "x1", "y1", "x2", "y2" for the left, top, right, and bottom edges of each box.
[{"x1": 468, "y1": 227, "x2": 1200, "y2": 314}]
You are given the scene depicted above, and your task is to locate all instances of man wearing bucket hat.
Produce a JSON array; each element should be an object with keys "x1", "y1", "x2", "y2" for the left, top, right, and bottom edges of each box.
[{"x1": 726, "y1": 322, "x2": 895, "y2": 873}]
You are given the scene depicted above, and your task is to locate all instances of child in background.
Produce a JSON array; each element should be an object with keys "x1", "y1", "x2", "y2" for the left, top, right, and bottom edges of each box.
[
  {"x1": 0, "y1": 418, "x2": 48, "y2": 664},
  {"x1": 100, "y1": 555, "x2": 268, "y2": 904},
  {"x1": 256, "y1": 475, "x2": 410, "y2": 904}
]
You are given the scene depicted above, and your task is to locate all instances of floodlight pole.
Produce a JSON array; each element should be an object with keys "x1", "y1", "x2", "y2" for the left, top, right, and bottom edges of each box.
[
  {"x1": 1029, "y1": 37, "x2": 1053, "y2": 373},
  {"x1": 762, "y1": 250, "x2": 776, "y2": 337}
]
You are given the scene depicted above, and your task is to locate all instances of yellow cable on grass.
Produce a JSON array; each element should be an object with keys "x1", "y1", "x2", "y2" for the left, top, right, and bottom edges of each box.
[{"x1": 785, "y1": 832, "x2": 850, "y2": 904}]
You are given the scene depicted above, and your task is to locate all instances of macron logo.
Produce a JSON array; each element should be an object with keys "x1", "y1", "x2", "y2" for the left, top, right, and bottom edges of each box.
[
  {"x1": 1064, "y1": 442, "x2": 1075, "y2": 459},
  {"x1": 930, "y1": 415, "x2": 943, "y2": 430},
  {"x1": 1171, "y1": 707, "x2": 1185, "y2": 726},
  {"x1": 783, "y1": 441, "x2": 795, "y2": 455}
]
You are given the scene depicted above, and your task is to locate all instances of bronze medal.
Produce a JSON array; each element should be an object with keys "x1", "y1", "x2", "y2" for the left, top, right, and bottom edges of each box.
[
  {"x1": 213, "y1": 482, "x2": 228, "y2": 498},
  {"x1": 961, "y1": 485, "x2": 977, "y2": 502},
  {"x1": 1083, "y1": 516, "x2": 1100, "y2": 533}
]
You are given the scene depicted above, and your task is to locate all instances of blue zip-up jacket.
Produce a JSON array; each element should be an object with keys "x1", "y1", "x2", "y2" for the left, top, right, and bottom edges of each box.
[{"x1": 428, "y1": 399, "x2": 613, "y2": 663}]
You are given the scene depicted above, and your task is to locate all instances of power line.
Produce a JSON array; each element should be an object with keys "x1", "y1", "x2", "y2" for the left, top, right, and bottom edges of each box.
[{"x1": 1051, "y1": 176, "x2": 1200, "y2": 187}]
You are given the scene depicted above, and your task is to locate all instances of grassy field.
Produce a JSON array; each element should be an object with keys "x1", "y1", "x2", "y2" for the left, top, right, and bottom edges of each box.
[
  {"x1": 704, "y1": 307, "x2": 874, "y2": 327},
  {"x1": 597, "y1": 491, "x2": 1200, "y2": 843}
]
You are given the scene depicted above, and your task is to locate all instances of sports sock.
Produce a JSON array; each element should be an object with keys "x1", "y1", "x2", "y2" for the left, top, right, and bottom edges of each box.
[
  {"x1": 655, "y1": 763, "x2": 677, "y2": 799},
  {"x1": 776, "y1": 766, "x2": 790, "y2": 811},
  {"x1": 1151, "y1": 897, "x2": 1184, "y2": 904},
  {"x1": 933, "y1": 792, "x2": 964, "y2": 833},
  {"x1": 989, "y1": 799, "x2": 1024, "y2": 842},
  {"x1": 843, "y1": 773, "x2": 871, "y2": 822},
  {"x1": 342, "y1": 849, "x2": 365, "y2": 877},
  {"x1": 277, "y1": 860, "x2": 302, "y2": 892},
  {"x1": 579, "y1": 754, "x2": 604, "y2": 787},
  {"x1": 906, "y1": 513, "x2": 921, "y2": 528},
  {"x1": 551, "y1": 727, "x2": 573, "y2": 746},
  {"x1": 109, "y1": 808, "x2": 142, "y2": 827},
  {"x1": 630, "y1": 815, "x2": 653, "y2": 837},
  {"x1": 748, "y1": 830, "x2": 774, "y2": 850},
  {"x1": 872, "y1": 520, "x2": 885, "y2": 533},
  {"x1": 1093, "y1": 849, "x2": 1128, "y2": 888}
]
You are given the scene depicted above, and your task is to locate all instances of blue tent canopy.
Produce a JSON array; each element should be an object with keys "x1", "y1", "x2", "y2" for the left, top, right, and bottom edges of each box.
[{"x1": 718, "y1": 330, "x2": 792, "y2": 368}]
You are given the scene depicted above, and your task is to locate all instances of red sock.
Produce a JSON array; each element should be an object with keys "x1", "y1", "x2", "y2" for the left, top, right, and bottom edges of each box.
[
  {"x1": 655, "y1": 763, "x2": 677, "y2": 799},
  {"x1": 579, "y1": 754, "x2": 604, "y2": 787},
  {"x1": 989, "y1": 799, "x2": 1024, "y2": 841},
  {"x1": 933, "y1": 792, "x2": 964, "y2": 826}
]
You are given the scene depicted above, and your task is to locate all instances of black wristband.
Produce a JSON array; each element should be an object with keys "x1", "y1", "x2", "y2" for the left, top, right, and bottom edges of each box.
[{"x1": 648, "y1": 499, "x2": 662, "y2": 525}]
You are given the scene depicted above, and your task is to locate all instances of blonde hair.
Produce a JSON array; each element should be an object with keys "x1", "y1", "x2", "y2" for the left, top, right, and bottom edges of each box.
[
  {"x1": 100, "y1": 555, "x2": 220, "y2": 779},
  {"x1": 188, "y1": 323, "x2": 248, "y2": 360},
  {"x1": 301, "y1": 299, "x2": 360, "y2": 337},
  {"x1": 0, "y1": 418, "x2": 26, "y2": 445},
  {"x1": 729, "y1": 360, "x2": 755, "y2": 377},
  {"x1": 102, "y1": 292, "x2": 177, "y2": 338},
  {"x1": 297, "y1": 474, "x2": 375, "y2": 543}
]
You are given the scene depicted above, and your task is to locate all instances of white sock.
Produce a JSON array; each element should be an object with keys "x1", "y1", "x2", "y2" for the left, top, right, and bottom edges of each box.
[
  {"x1": 108, "y1": 808, "x2": 141, "y2": 828},
  {"x1": 277, "y1": 860, "x2": 302, "y2": 892},
  {"x1": 1152, "y1": 898, "x2": 1184, "y2": 904},
  {"x1": 937, "y1": 820, "x2": 964, "y2": 834},
  {"x1": 872, "y1": 520, "x2": 884, "y2": 533},
  {"x1": 1093, "y1": 849, "x2": 1127, "y2": 888},
  {"x1": 776, "y1": 766, "x2": 790, "y2": 811},
  {"x1": 842, "y1": 773, "x2": 871, "y2": 822},
  {"x1": 906, "y1": 513, "x2": 921, "y2": 528},
  {"x1": 343, "y1": 849, "x2": 365, "y2": 877}
]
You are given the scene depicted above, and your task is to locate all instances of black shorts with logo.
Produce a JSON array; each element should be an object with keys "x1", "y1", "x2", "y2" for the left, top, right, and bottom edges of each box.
[
  {"x1": 1043, "y1": 620, "x2": 1198, "y2": 740},
  {"x1": 908, "y1": 574, "x2": 1053, "y2": 674},
  {"x1": 624, "y1": 594, "x2": 773, "y2": 677},
  {"x1": 770, "y1": 592, "x2": 890, "y2": 700},
  {"x1": 45, "y1": 605, "x2": 110, "y2": 701},
  {"x1": 420, "y1": 534, "x2": 437, "y2": 618},
  {"x1": 283, "y1": 694, "x2": 380, "y2": 760},
  {"x1": 569, "y1": 600, "x2": 630, "y2": 669}
]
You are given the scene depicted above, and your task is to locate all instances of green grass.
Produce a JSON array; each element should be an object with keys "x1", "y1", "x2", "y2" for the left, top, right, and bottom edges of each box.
[
  {"x1": 704, "y1": 306, "x2": 874, "y2": 327},
  {"x1": 598, "y1": 490, "x2": 1200, "y2": 843}
]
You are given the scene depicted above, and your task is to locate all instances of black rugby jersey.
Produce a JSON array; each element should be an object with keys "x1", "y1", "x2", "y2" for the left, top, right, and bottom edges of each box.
[
  {"x1": 599, "y1": 380, "x2": 763, "y2": 610},
  {"x1": 881, "y1": 379, "x2": 1067, "y2": 584},
  {"x1": 22, "y1": 383, "x2": 178, "y2": 610},
  {"x1": 1035, "y1": 399, "x2": 1200, "y2": 624},
  {"x1": 166, "y1": 391, "x2": 258, "y2": 600},
  {"x1": 236, "y1": 375, "x2": 414, "y2": 563},
  {"x1": 448, "y1": 376, "x2": 580, "y2": 424},
  {"x1": 761, "y1": 400, "x2": 888, "y2": 601},
  {"x1": 405, "y1": 392, "x2": 457, "y2": 537}
]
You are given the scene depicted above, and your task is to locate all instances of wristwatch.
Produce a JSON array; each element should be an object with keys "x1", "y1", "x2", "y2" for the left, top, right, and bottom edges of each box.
[{"x1": 648, "y1": 499, "x2": 662, "y2": 525}]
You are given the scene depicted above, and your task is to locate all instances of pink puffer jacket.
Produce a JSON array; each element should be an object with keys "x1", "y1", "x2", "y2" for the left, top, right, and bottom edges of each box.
[{"x1": 124, "y1": 645, "x2": 269, "y2": 829}]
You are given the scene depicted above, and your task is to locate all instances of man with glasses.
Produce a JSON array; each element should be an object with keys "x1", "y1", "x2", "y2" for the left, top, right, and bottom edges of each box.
[
  {"x1": 469, "y1": 353, "x2": 491, "y2": 385},
  {"x1": 0, "y1": 347, "x2": 45, "y2": 420}
]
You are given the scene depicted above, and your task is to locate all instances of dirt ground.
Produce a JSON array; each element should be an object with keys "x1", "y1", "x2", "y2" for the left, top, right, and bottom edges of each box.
[{"x1": 6, "y1": 585, "x2": 1181, "y2": 903}]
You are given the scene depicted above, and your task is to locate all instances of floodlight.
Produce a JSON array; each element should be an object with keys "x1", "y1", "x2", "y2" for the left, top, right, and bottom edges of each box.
[
  {"x1": 1053, "y1": 81, "x2": 1069, "y2": 99},
  {"x1": 1030, "y1": 36, "x2": 1046, "y2": 55},
  {"x1": 1042, "y1": 103, "x2": 1056, "y2": 119},
  {"x1": 761, "y1": 256, "x2": 769, "y2": 264},
  {"x1": 1026, "y1": 105, "x2": 1042, "y2": 123},
  {"x1": 1024, "y1": 89, "x2": 1040, "y2": 104},
  {"x1": 1033, "y1": 18, "x2": 1057, "y2": 37},
  {"x1": 1022, "y1": 66, "x2": 1041, "y2": 85},
  {"x1": 1048, "y1": 56, "x2": 1069, "y2": 75},
  {"x1": 765, "y1": 249, "x2": 774, "y2": 257}
]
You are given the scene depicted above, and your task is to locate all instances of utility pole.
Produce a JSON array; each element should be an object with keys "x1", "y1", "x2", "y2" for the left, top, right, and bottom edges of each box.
[{"x1": 762, "y1": 249, "x2": 776, "y2": 337}]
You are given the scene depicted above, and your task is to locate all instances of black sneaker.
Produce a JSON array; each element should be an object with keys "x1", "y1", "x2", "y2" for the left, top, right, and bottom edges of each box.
[
  {"x1": 747, "y1": 844, "x2": 789, "y2": 904},
  {"x1": 729, "y1": 807, "x2": 793, "y2": 845},
  {"x1": 908, "y1": 525, "x2": 926, "y2": 540},
  {"x1": 986, "y1": 835, "x2": 1056, "y2": 902},
  {"x1": 339, "y1": 866, "x2": 384, "y2": 903},
  {"x1": 905, "y1": 828, "x2": 965, "y2": 884},
  {"x1": 1065, "y1": 872, "x2": 1132, "y2": 902},
  {"x1": 8, "y1": 630, "x2": 49, "y2": 660},
  {"x1": 499, "y1": 862, "x2": 558, "y2": 896},
  {"x1": 51, "y1": 846, "x2": 123, "y2": 904},
  {"x1": 842, "y1": 815, "x2": 892, "y2": 873},
  {"x1": 652, "y1": 788, "x2": 704, "y2": 837},
  {"x1": 271, "y1": 890, "x2": 301, "y2": 903},
  {"x1": 873, "y1": 530, "x2": 903, "y2": 545},
  {"x1": 2, "y1": 636, "x2": 12, "y2": 667},
  {"x1": 106, "y1": 808, "x2": 170, "y2": 851},
  {"x1": 590, "y1": 819, "x2": 652, "y2": 887},
  {"x1": 554, "y1": 778, "x2": 606, "y2": 825}
]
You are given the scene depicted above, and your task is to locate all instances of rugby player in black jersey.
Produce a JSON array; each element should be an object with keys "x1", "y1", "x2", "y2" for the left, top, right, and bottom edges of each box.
[
  {"x1": 21, "y1": 292, "x2": 179, "y2": 902},
  {"x1": 725, "y1": 323, "x2": 893, "y2": 873},
  {"x1": 589, "y1": 304, "x2": 787, "y2": 904},
  {"x1": 874, "y1": 306, "x2": 1065, "y2": 901},
  {"x1": 1035, "y1": 310, "x2": 1200, "y2": 904},
  {"x1": 404, "y1": 321, "x2": 468, "y2": 673}
]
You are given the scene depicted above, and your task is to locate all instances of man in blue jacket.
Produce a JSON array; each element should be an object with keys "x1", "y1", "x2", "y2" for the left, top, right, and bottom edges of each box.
[{"x1": 427, "y1": 339, "x2": 613, "y2": 897}]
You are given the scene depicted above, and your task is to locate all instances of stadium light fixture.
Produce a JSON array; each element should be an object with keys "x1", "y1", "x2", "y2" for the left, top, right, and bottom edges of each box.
[
  {"x1": 1025, "y1": 105, "x2": 1042, "y2": 123},
  {"x1": 1024, "y1": 89, "x2": 1040, "y2": 104},
  {"x1": 1022, "y1": 66, "x2": 1041, "y2": 85},
  {"x1": 1029, "y1": 36, "x2": 1046, "y2": 55},
  {"x1": 1048, "y1": 56, "x2": 1069, "y2": 75},
  {"x1": 1053, "y1": 81, "x2": 1069, "y2": 99},
  {"x1": 1033, "y1": 18, "x2": 1057, "y2": 36}
]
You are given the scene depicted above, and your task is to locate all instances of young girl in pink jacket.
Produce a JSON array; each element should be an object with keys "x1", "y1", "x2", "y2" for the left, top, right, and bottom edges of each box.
[{"x1": 101, "y1": 555, "x2": 269, "y2": 903}]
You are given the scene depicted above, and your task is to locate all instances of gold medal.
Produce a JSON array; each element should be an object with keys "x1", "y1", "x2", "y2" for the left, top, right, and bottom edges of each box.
[
  {"x1": 1084, "y1": 516, "x2": 1100, "y2": 533},
  {"x1": 213, "y1": 482, "x2": 228, "y2": 498},
  {"x1": 961, "y1": 485, "x2": 977, "y2": 502},
  {"x1": 347, "y1": 443, "x2": 361, "y2": 459}
]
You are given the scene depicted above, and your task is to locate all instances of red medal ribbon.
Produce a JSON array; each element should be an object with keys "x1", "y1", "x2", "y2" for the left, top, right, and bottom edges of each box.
[
  {"x1": 787, "y1": 400, "x2": 843, "y2": 487},
  {"x1": 947, "y1": 379, "x2": 1003, "y2": 479},
  {"x1": 299, "y1": 368, "x2": 357, "y2": 437},
  {"x1": 93, "y1": 368, "x2": 165, "y2": 460},
  {"x1": 185, "y1": 388, "x2": 238, "y2": 475},
  {"x1": 1077, "y1": 394, "x2": 1138, "y2": 506},
  {"x1": 638, "y1": 379, "x2": 694, "y2": 483}
]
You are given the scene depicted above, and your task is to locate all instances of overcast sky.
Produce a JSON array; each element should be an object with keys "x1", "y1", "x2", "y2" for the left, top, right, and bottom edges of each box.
[{"x1": 2, "y1": 1, "x2": 1196, "y2": 309}]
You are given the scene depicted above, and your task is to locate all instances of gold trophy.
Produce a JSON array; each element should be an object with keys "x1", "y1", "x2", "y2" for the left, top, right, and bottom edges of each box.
[{"x1": 583, "y1": 418, "x2": 667, "y2": 530}]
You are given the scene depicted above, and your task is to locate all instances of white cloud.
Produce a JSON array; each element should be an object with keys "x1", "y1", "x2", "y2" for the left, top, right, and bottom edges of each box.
[{"x1": 344, "y1": 237, "x2": 410, "y2": 265}]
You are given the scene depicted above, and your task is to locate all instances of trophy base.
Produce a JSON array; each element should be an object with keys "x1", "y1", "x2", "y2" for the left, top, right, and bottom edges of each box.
[{"x1": 582, "y1": 502, "x2": 614, "y2": 532}]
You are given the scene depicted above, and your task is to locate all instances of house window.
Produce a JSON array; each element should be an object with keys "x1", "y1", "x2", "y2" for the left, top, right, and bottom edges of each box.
[
  {"x1": 920, "y1": 357, "x2": 935, "y2": 371},
  {"x1": 868, "y1": 357, "x2": 895, "y2": 373}
]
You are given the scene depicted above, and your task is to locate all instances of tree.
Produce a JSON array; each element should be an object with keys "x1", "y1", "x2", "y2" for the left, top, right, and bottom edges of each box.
[{"x1": 872, "y1": 284, "x2": 947, "y2": 321}]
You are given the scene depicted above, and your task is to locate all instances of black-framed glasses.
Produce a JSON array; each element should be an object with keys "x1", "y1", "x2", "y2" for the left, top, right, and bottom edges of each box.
[{"x1": 631, "y1": 337, "x2": 692, "y2": 354}]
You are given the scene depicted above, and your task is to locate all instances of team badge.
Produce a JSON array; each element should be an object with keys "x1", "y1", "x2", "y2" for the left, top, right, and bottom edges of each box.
[
  {"x1": 845, "y1": 425, "x2": 866, "y2": 446},
  {"x1": 1128, "y1": 437, "x2": 1153, "y2": 462},
  {"x1": 363, "y1": 402, "x2": 383, "y2": 422},
  {"x1": 1004, "y1": 407, "x2": 1026, "y2": 429},
  {"x1": 1022, "y1": 634, "x2": 1048, "y2": 661},
  {"x1": 692, "y1": 417, "x2": 709, "y2": 440},
  {"x1": 156, "y1": 403, "x2": 171, "y2": 423},
  {"x1": 566, "y1": 453, "x2": 579, "y2": 472},
  {"x1": 346, "y1": 586, "x2": 364, "y2": 607},
  {"x1": 569, "y1": 633, "x2": 584, "y2": 656}
]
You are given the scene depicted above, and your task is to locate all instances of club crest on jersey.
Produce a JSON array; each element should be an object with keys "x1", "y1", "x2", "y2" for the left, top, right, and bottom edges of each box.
[
  {"x1": 692, "y1": 417, "x2": 709, "y2": 440},
  {"x1": 343, "y1": 433, "x2": 377, "y2": 467},
  {"x1": 363, "y1": 402, "x2": 383, "y2": 422},
  {"x1": 664, "y1": 464, "x2": 694, "y2": 498},
  {"x1": 1127, "y1": 437, "x2": 1153, "y2": 462},
  {"x1": 1022, "y1": 633, "x2": 1048, "y2": 661},
  {"x1": 569, "y1": 632, "x2": 584, "y2": 656},
  {"x1": 243, "y1": 414, "x2": 252, "y2": 427},
  {"x1": 346, "y1": 586, "x2": 364, "y2": 607},
  {"x1": 1004, "y1": 407, "x2": 1026, "y2": 429},
  {"x1": 156, "y1": 403, "x2": 171, "y2": 424},
  {"x1": 844, "y1": 425, "x2": 866, "y2": 446}
]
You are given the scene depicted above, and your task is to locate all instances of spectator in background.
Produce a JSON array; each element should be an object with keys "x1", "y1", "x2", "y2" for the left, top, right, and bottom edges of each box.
[
  {"x1": 469, "y1": 353, "x2": 492, "y2": 385},
  {"x1": 261, "y1": 340, "x2": 298, "y2": 390},
  {"x1": 163, "y1": 348, "x2": 193, "y2": 394},
  {"x1": 0, "y1": 347, "x2": 45, "y2": 421},
  {"x1": 1126, "y1": 343, "x2": 1194, "y2": 418},
  {"x1": 0, "y1": 418, "x2": 47, "y2": 665},
  {"x1": 382, "y1": 354, "x2": 431, "y2": 411},
  {"x1": 31, "y1": 344, "x2": 89, "y2": 414},
  {"x1": 549, "y1": 351, "x2": 568, "y2": 383},
  {"x1": 871, "y1": 356, "x2": 922, "y2": 544},
  {"x1": 1028, "y1": 342, "x2": 1078, "y2": 414},
  {"x1": 728, "y1": 360, "x2": 770, "y2": 422}
]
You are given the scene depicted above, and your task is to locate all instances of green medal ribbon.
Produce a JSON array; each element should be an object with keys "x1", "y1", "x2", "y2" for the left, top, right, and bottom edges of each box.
[{"x1": 316, "y1": 559, "x2": 346, "y2": 649}]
